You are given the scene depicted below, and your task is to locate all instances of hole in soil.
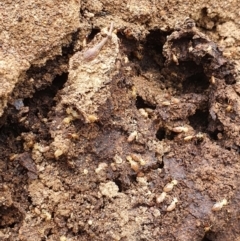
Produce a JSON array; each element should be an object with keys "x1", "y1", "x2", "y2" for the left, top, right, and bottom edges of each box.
[
  {"x1": 201, "y1": 234, "x2": 212, "y2": 241},
  {"x1": 27, "y1": 196, "x2": 32, "y2": 204},
  {"x1": 116, "y1": 32, "x2": 138, "y2": 63},
  {"x1": 188, "y1": 109, "x2": 209, "y2": 132},
  {"x1": 156, "y1": 127, "x2": 175, "y2": 141},
  {"x1": 201, "y1": 7, "x2": 208, "y2": 16},
  {"x1": 8, "y1": 222, "x2": 16, "y2": 229},
  {"x1": 70, "y1": 194, "x2": 76, "y2": 200},
  {"x1": 183, "y1": 72, "x2": 209, "y2": 94},
  {"x1": 140, "y1": 29, "x2": 168, "y2": 70},
  {"x1": 156, "y1": 127, "x2": 166, "y2": 141},
  {"x1": 52, "y1": 72, "x2": 68, "y2": 90},
  {"x1": 158, "y1": 158, "x2": 164, "y2": 168},
  {"x1": 0, "y1": 120, "x2": 28, "y2": 139},
  {"x1": 118, "y1": 28, "x2": 168, "y2": 72},
  {"x1": 208, "y1": 129, "x2": 223, "y2": 141},
  {"x1": 114, "y1": 178, "x2": 123, "y2": 192},
  {"x1": 0, "y1": 206, "x2": 23, "y2": 228},
  {"x1": 24, "y1": 72, "x2": 67, "y2": 102},
  {"x1": 24, "y1": 72, "x2": 68, "y2": 117},
  {"x1": 225, "y1": 73, "x2": 236, "y2": 85},
  {"x1": 136, "y1": 96, "x2": 156, "y2": 109},
  {"x1": 87, "y1": 28, "x2": 100, "y2": 43}
]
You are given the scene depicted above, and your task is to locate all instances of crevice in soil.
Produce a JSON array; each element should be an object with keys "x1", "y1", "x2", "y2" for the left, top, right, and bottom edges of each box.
[
  {"x1": 202, "y1": 234, "x2": 212, "y2": 241},
  {"x1": 183, "y1": 71, "x2": 209, "y2": 94},
  {"x1": 188, "y1": 109, "x2": 209, "y2": 133},
  {"x1": 136, "y1": 96, "x2": 156, "y2": 110},
  {"x1": 156, "y1": 127, "x2": 166, "y2": 141},
  {"x1": 156, "y1": 126, "x2": 176, "y2": 141}
]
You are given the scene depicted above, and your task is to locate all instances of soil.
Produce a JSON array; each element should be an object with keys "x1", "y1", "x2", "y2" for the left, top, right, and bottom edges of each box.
[{"x1": 0, "y1": 1, "x2": 240, "y2": 241}]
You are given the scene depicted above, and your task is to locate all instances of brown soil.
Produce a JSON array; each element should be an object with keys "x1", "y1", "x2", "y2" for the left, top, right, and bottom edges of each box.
[{"x1": 0, "y1": 1, "x2": 240, "y2": 241}]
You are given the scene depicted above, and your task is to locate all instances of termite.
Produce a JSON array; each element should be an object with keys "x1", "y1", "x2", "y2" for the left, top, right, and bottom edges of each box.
[
  {"x1": 212, "y1": 198, "x2": 227, "y2": 211},
  {"x1": 163, "y1": 180, "x2": 178, "y2": 192},
  {"x1": 156, "y1": 192, "x2": 167, "y2": 203},
  {"x1": 166, "y1": 198, "x2": 178, "y2": 211},
  {"x1": 127, "y1": 131, "x2": 137, "y2": 142},
  {"x1": 172, "y1": 126, "x2": 189, "y2": 133}
]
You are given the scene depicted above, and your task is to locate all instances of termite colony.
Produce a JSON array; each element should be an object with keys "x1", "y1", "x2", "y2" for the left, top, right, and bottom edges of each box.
[
  {"x1": 125, "y1": 153, "x2": 146, "y2": 174},
  {"x1": 126, "y1": 131, "x2": 147, "y2": 174},
  {"x1": 125, "y1": 129, "x2": 228, "y2": 215},
  {"x1": 133, "y1": 95, "x2": 205, "y2": 143},
  {"x1": 126, "y1": 130, "x2": 179, "y2": 211},
  {"x1": 125, "y1": 103, "x2": 228, "y2": 216},
  {"x1": 156, "y1": 180, "x2": 179, "y2": 212},
  {"x1": 161, "y1": 96, "x2": 181, "y2": 107},
  {"x1": 170, "y1": 124, "x2": 205, "y2": 142},
  {"x1": 126, "y1": 130, "x2": 178, "y2": 212}
]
